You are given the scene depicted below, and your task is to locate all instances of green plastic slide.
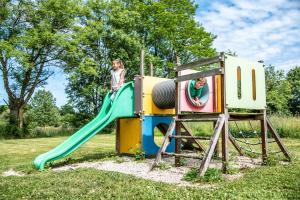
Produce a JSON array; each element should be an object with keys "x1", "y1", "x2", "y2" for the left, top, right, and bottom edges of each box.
[{"x1": 33, "y1": 82, "x2": 135, "y2": 170}]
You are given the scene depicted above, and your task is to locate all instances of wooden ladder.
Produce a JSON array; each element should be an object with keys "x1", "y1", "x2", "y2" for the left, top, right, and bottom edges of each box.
[{"x1": 150, "y1": 114, "x2": 226, "y2": 176}]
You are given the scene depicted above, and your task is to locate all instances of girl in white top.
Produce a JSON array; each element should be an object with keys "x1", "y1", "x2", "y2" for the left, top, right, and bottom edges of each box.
[{"x1": 110, "y1": 59, "x2": 125, "y2": 102}]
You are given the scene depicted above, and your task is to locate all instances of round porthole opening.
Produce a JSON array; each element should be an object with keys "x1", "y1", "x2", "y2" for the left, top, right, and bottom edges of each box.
[{"x1": 185, "y1": 80, "x2": 209, "y2": 107}]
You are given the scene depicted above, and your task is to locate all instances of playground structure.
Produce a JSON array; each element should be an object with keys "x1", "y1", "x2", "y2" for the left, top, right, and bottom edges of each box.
[{"x1": 34, "y1": 52, "x2": 291, "y2": 176}]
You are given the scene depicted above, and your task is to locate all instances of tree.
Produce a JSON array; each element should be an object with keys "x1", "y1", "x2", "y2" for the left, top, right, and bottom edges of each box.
[
  {"x1": 64, "y1": 0, "x2": 143, "y2": 115},
  {"x1": 0, "y1": 105, "x2": 8, "y2": 114},
  {"x1": 0, "y1": 0, "x2": 81, "y2": 129},
  {"x1": 26, "y1": 90, "x2": 60, "y2": 127},
  {"x1": 64, "y1": 0, "x2": 215, "y2": 117},
  {"x1": 287, "y1": 66, "x2": 300, "y2": 114},
  {"x1": 59, "y1": 103, "x2": 76, "y2": 128},
  {"x1": 265, "y1": 65, "x2": 292, "y2": 114},
  {"x1": 124, "y1": 0, "x2": 216, "y2": 75}
]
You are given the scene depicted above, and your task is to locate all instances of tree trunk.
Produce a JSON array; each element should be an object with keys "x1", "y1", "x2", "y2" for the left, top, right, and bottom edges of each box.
[{"x1": 9, "y1": 102, "x2": 25, "y2": 129}]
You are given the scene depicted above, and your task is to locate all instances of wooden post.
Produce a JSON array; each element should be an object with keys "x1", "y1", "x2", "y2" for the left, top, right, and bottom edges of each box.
[
  {"x1": 175, "y1": 53, "x2": 182, "y2": 166},
  {"x1": 150, "y1": 62, "x2": 154, "y2": 76},
  {"x1": 199, "y1": 114, "x2": 225, "y2": 176},
  {"x1": 175, "y1": 121, "x2": 182, "y2": 166},
  {"x1": 222, "y1": 109, "x2": 229, "y2": 172},
  {"x1": 261, "y1": 109, "x2": 268, "y2": 163},
  {"x1": 220, "y1": 52, "x2": 229, "y2": 173},
  {"x1": 228, "y1": 131, "x2": 244, "y2": 156},
  {"x1": 266, "y1": 118, "x2": 291, "y2": 161},
  {"x1": 213, "y1": 121, "x2": 219, "y2": 157},
  {"x1": 140, "y1": 49, "x2": 145, "y2": 76}
]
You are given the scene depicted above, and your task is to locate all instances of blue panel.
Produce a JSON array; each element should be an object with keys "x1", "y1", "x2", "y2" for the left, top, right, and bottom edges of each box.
[{"x1": 142, "y1": 116, "x2": 175, "y2": 156}]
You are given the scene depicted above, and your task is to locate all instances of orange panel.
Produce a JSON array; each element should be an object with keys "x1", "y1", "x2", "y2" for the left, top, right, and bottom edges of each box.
[{"x1": 216, "y1": 75, "x2": 222, "y2": 112}]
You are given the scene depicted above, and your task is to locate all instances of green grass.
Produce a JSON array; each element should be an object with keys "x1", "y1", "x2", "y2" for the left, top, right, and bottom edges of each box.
[{"x1": 0, "y1": 135, "x2": 299, "y2": 199}]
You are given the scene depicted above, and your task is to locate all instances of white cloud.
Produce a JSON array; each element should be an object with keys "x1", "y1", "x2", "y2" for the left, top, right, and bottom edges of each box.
[{"x1": 196, "y1": 0, "x2": 300, "y2": 71}]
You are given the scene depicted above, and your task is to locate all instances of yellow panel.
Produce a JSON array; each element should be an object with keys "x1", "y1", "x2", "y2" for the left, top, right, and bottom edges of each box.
[
  {"x1": 142, "y1": 76, "x2": 175, "y2": 115},
  {"x1": 143, "y1": 94, "x2": 175, "y2": 115},
  {"x1": 119, "y1": 118, "x2": 141, "y2": 154}
]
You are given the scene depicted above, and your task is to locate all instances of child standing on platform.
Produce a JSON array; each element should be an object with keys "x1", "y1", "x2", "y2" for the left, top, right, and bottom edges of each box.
[{"x1": 110, "y1": 59, "x2": 125, "y2": 102}]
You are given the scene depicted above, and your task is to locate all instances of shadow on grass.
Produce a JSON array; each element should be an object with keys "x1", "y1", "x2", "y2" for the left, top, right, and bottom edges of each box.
[{"x1": 47, "y1": 151, "x2": 118, "y2": 169}]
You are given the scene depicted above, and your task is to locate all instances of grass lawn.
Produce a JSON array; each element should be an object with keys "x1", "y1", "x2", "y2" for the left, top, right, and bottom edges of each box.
[{"x1": 0, "y1": 134, "x2": 299, "y2": 199}]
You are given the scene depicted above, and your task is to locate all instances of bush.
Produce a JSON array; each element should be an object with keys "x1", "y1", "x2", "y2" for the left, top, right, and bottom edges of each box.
[{"x1": 29, "y1": 126, "x2": 77, "y2": 138}]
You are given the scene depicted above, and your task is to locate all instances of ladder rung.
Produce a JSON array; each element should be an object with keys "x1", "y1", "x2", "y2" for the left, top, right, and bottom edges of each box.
[
  {"x1": 176, "y1": 118, "x2": 218, "y2": 122},
  {"x1": 162, "y1": 152, "x2": 203, "y2": 159},
  {"x1": 169, "y1": 135, "x2": 211, "y2": 140}
]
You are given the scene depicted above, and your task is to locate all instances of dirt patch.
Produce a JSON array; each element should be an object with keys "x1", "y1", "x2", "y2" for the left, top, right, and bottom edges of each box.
[
  {"x1": 234, "y1": 156, "x2": 261, "y2": 169},
  {"x1": 223, "y1": 173, "x2": 243, "y2": 181},
  {"x1": 2, "y1": 169, "x2": 25, "y2": 177}
]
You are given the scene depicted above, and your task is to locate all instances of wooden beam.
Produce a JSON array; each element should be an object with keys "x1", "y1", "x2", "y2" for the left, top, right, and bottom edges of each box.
[
  {"x1": 170, "y1": 135, "x2": 211, "y2": 140},
  {"x1": 199, "y1": 114, "x2": 225, "y2": 176},
  {"x1": 176, "y1": 118, "x2": 219, "y2": 122},
  {"x1": 150, "y1": 62, "x2": 153, "y2": 76},
  {"x1": 140, "y1": 49, "x2": 144, "y2": 76},
  {"x1": 228, "y1": 131, "x2": 244, "y2": 156},
  {"x1": 220, "y1": 57, "x2": 229, "y2": 173},
  {"x1": 176, "y1": 68, "x2": 224, "y2": 83},
  {"x1": 176, "y1": 54, "x2": 224, "y2": 71},
  {"x1": 213, "y1": 121, "x2": 219, "y2": 157},
  {"x1": 175, "y1": 120, "x2": 182, "y2": 167},
  {"x1": 179, "y1": 113, "x2": 221, "y2": 119},
  {"x1": 162, "y1": 152, "x2": 203, "y2": 159},
  {"x1": 222, "y1": 109, "x2": 229, "y2": 173},
  {"x1": 266, "y1": 118, "x2": 291, "y2": 161},
  {"x1": 175, "y1": 54, "x2": 182, "y2": 167},
  {"x1": 261, "y1": 110, "x2": 268, "y2": 163},
  {"x1": 229, "y1": 112, "x2": 264, "y2": 121},
  {"x1": 228, "y1": 117, "x2": 264, "y2": 121}
]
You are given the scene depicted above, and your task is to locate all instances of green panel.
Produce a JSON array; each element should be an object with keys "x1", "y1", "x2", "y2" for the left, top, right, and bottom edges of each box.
[
  {"x1": 33, "y1": 82, "x2": 135, "y2": 170},
  {"x1": 225, "y1": 55, "x2": 266, "y2": 109}
]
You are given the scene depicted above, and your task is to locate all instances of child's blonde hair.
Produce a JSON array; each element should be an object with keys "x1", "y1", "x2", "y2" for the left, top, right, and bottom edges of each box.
[{"x1": 112, "y1": 58, "x2": 124, "y2": 69}]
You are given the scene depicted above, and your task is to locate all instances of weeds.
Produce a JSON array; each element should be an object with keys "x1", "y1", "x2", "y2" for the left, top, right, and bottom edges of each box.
[
  {"x1": 263, "y1": 156, "x2": 279, "y2": 166},
  {"x1": 157, "y1": 162, "x2": 172, "y2": 170},
  {"x1": 183, "y1": 168, "x2": 223, "y2": 183},
  {"x1": 129, "y1": 145, "x2": 145, "y2": 161}
]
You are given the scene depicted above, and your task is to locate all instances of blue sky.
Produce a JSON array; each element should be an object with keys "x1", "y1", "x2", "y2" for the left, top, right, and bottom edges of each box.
[
  {"x1": 195, "y1": 0, "x2": 300, "y2": 69},
  {"x1": 1, "y1": 0, "x2": 300, "y2": 106}
]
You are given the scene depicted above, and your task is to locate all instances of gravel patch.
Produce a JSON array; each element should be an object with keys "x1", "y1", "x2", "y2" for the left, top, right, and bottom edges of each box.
[
  {"x1": 2, "y1": 169, "x2": 25, "y2": 177},
  {"x1": 53, "y1": 159, "x2": 202, "y2": 187},
  {"x1": 52, "y1": 155, "x2": 262, "y2": 186}
]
